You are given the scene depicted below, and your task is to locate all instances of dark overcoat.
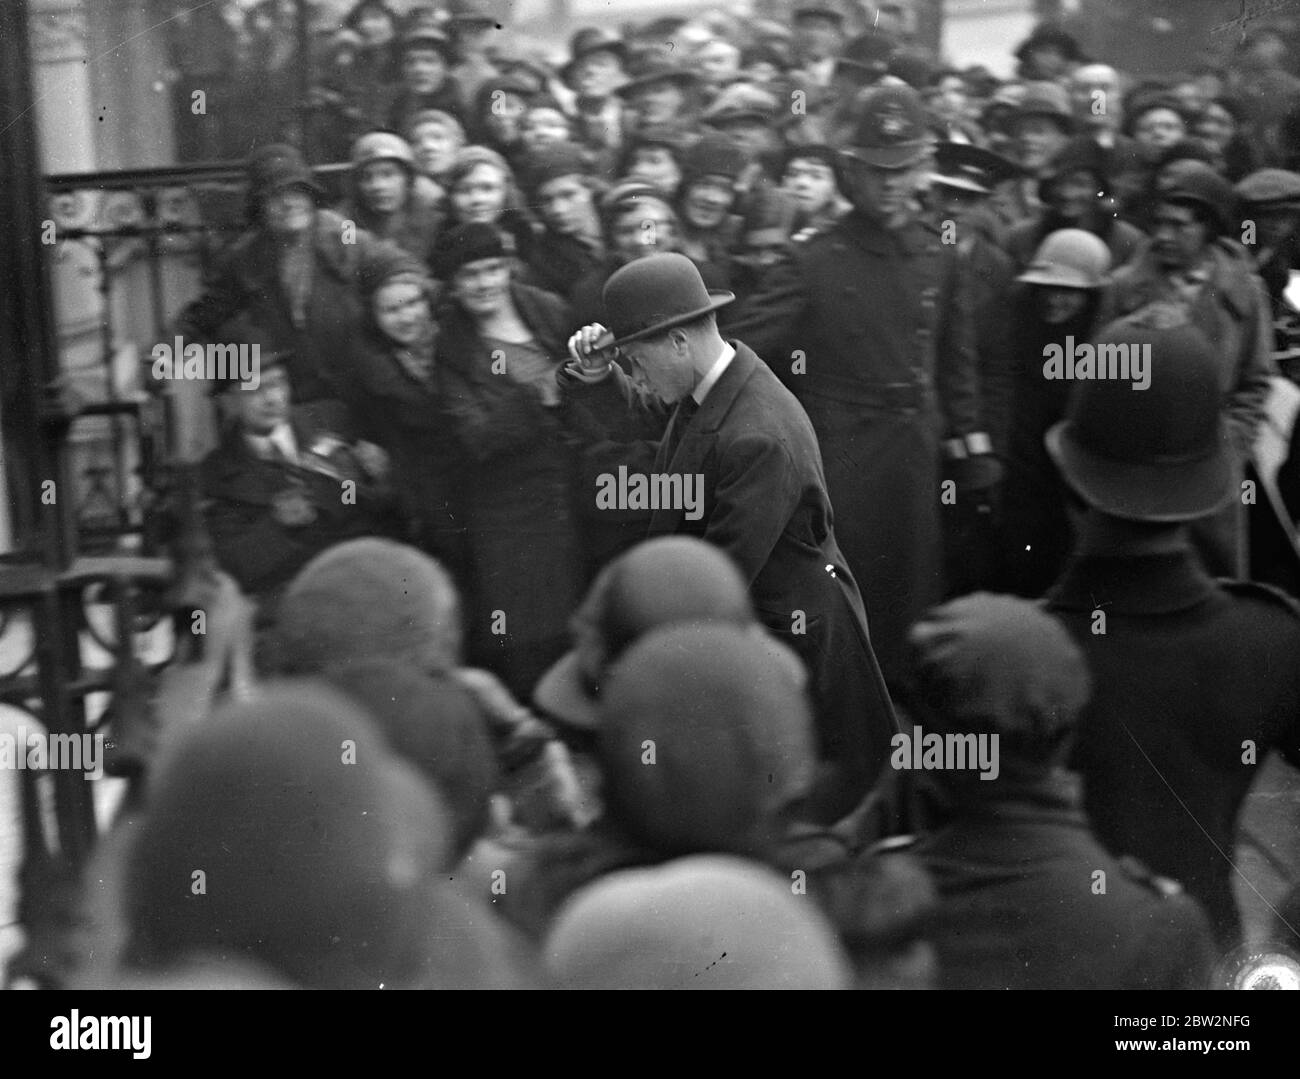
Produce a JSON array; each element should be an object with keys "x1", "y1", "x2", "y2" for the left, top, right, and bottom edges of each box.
[
  {"x1": 560, "y1": 342, "x2": 899, "y2": 821},
  {"x1": 725, "y1": 210, "x2": 983, "y2": 685},
  {"x1": 1047, "y1": 546, "x2": 1300, "y2": 945},
  {"x1": 914, "y1": 770, "x2": 1215, "y2": 990},
  {"x1": 435, "y1": 283, "x2": 585, "y2": 699},
  {"x1": 201, "y1": 407, "x2": 392, "y2": 601},
  {"x1": 175, "y1": 209, "x2": 382, "y2": 409}
]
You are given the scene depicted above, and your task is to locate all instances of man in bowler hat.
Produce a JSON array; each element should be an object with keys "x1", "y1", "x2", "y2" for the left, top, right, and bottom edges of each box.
[
  {"x1": 561, "y1": 252, "x2": 897, "y2": 822},
  {"x1": 1044, "y1": 319, "x2": 1300, "y2": 947}
]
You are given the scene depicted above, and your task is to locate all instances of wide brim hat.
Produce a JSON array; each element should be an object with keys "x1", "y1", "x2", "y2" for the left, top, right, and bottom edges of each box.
[
  {"x1": 534, "y1": 650, "x2": 600, "y2": 730},
  {"x1": 1044, "y1": 320, "x2": 1236, "y2": 522},
  {"x1": 616, "y1": 59, "x2": 700, "y2": 99},
  {"x1": 930, "y1": 141, "x2": 1025, "y2": 195},
  {"x1": 561, "y1": 28, "x2": 628, "y2": 87},
  {"x1": 599, "y1": 252, "x2": 735, "y2": 349}
]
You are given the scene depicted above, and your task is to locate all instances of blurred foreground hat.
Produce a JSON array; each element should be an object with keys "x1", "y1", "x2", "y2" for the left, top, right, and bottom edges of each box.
[
  {"x1": 907, "y1": 593, "x2": 1091, "y2": 758},
  {"x1": 597, "y1": 622, "x2": 814, "y2": 857},
  {"x1": 534, "y1": 537, "x2": 754, "y2": 729},
  {"x1": 546, "y1": 855, "x2": 852, "y2": 989},
  {"x1": 1014, "y1": 23, "x2": 1084, "y2": 65},
  {"x1": 275, "y1": 538, "x2": 461, "y2": 675},
  {"x1": 124, "y1": 680, "x2": 449, "y2": 988},
  {"x1": 328, "y1": 659, "x2": 499, "y2": 859},
  {"x1": 1045, "y1": 321, "x2": 1235, "y2": 522}
]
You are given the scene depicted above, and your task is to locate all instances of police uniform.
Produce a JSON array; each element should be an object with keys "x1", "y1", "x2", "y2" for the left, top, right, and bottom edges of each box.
[{"x1": 728, "y1": 88, "x2": 990, "y2": 684}]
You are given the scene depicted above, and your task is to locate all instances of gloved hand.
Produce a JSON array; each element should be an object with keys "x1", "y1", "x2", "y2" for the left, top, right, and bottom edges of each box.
[{"x1": 948, "y1": 452, "x2": 1004, "y2": 493}]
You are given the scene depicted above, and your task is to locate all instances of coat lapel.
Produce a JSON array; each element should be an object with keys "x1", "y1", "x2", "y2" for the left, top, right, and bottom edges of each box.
[{"x1": 647, "y1": 345, "x2": 758, "y2": 534}]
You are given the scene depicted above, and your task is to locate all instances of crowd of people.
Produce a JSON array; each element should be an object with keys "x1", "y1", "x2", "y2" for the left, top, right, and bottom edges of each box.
[{"x1": 22, "y1": 1, "x2": 1300, "y2": 989}]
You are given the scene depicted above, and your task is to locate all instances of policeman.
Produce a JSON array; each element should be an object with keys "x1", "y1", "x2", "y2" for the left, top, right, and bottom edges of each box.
[
  {"x1": 728, "y1": 85, "x2": 997, "y2": 685},
  {"x1": 1044, "y1": 320, "x2": 1300, "y2": 947}
]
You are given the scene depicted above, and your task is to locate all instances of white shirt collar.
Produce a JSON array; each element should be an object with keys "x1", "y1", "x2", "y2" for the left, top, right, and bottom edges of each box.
[
  {"x1": 245, "y1": 422, "x2": 298, "y2": 464},
  {"x1": 692, "y1": 341, "x2": 736, "y2": 405}
]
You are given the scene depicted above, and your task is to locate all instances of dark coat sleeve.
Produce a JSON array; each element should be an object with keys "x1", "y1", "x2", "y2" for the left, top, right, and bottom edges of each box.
[
  {"x1": 936, "y1": 245, "x2": 984, "y2": 441},
  {"x1": 720, "y1": 248, "x2": 809, "y2": 380},
  {"x1": 703, "y1": 432, "x2": 802, "y2": 586}
]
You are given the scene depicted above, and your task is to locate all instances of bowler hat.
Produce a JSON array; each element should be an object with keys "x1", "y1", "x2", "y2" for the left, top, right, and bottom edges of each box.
[
  {"x1": 1045, "y1": 321, "x2": 1235, "y2": 522},
  {"x1": 600, "y1": 252, "x2": 735, "y2": 348},
  {"x1": 842, "y1": 84, "x2": 931, "y2": 169},
  {"x1": 561, "y1": 27, "x2": 628, "y2": 88},
  {"x1": 931, "y1": 141, "x2": 1025, "y2": 195}
]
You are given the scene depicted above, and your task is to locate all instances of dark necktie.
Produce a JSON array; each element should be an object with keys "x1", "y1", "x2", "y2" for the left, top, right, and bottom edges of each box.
[{"x1": 662, "y1": 395, "x2": 698, "y2": 464}]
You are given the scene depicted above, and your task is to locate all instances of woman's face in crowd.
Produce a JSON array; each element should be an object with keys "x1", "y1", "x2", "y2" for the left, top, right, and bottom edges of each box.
[
  {"x1": 629, "y1": 147, "x2": 682, "y2": 196},
  {"x1": 611, "y1": 202, "x2": 677, "y2": 261},
  {"x1": 521, "y1": 107, "x2": 572, "y2": 154},
  {"x1": 410, "y1": 122, "x2": 461, "y2": 176},
  {"x1": 1026, "y1": 45, "x2": 1068, "y2": 81},
  {"x1": 697, "y1": 40, "x2": 741, "y2": 85},
  {"x1": 783, "y1": 157, "x2": 839, "y2": 216},
  {"x1": 572, "y1": 51, "x2": 625, "y2": 99},
  {"x1": 373, "y1": 278, "x2": 431, "y2": 347},
  {"x1": 634, "y1": 80, "x2": 687, "y2": 125},
  {"x1": 1015, "y1": 116, "x2": 1069, "y2": 172},
  {"x1": 452, "y1": 163, "x2": 508, "y2": 225},
  {"x1": 537, "y1": 175, "x2": 597, "y2": 238},
  {"x1": 681, "y1": 176, "x2": 735, "y2": 231},
  {"x1": 453, "y1": 257, "x2": 512, "y2": 318},
  {"x1": 932, "y1": 76, "x2": 968, "y2": 122},
  {"x1": 262, "y1": 186, "x2": 314, "y2": 235},
  {"x1": 358, "y1": 161, "x2": 408, "y2": 215},
  {"x1": 1051, "y1": 169, "x2": 1098, "y2": 221},
  {"x1": 484, "y1": 93, "x2": 527, "y2": 143},
  {"x1": 402, "y1": 48, "x2": 449, "y2": 95},
  {"x1": 1194, "y1": 103, "x2": 1235, "y2": 155},
  {"x1": 1038, "y1": 287, "x2": 1089, "y2": 325},
  {"x1": 1134, "y1": 108, "x2": 1186, "y2": 156}
]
